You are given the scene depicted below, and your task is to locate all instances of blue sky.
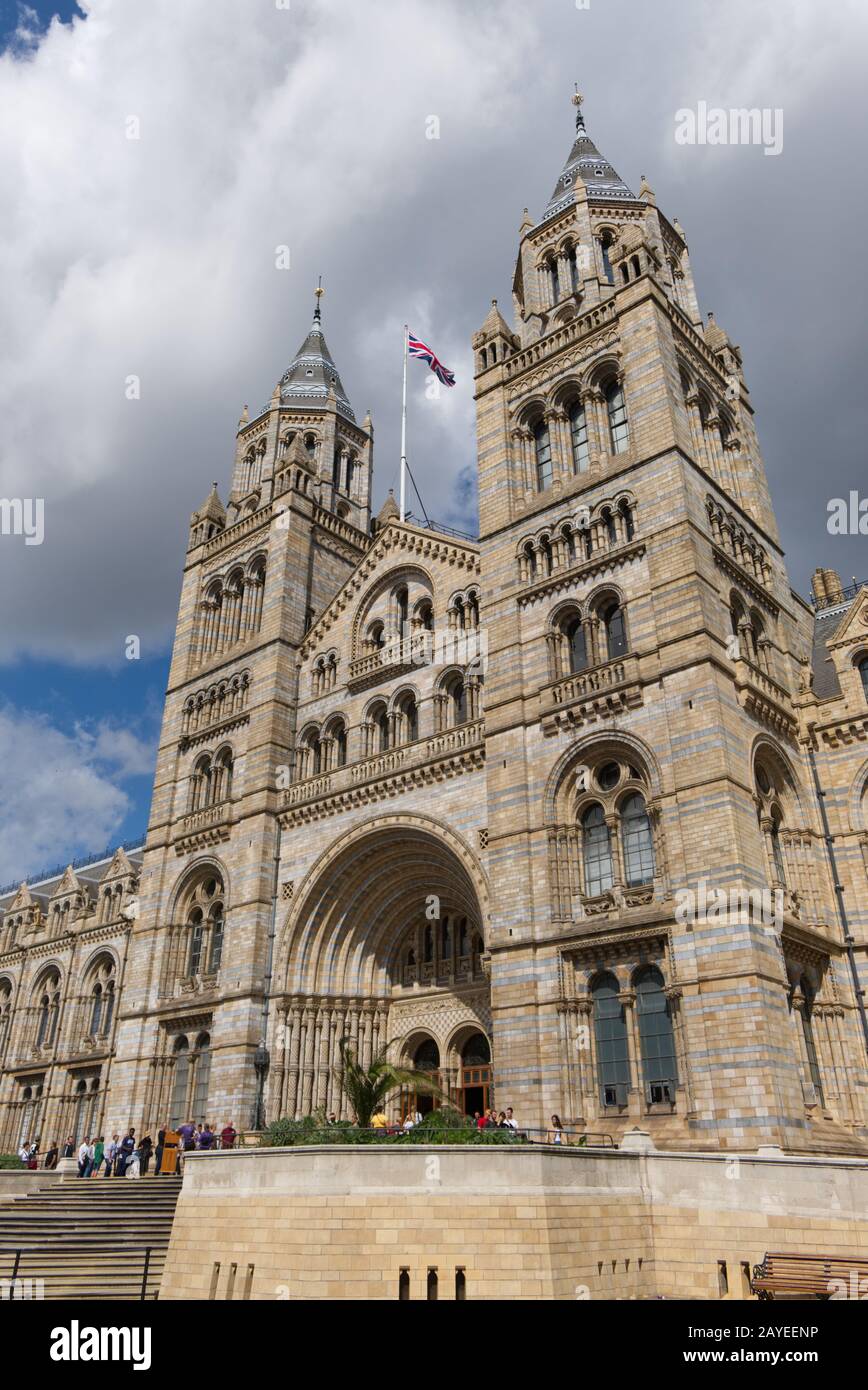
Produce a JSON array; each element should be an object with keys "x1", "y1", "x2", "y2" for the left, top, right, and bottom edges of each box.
[{"x1": 0, "y1": 1, "x2": 83, "y2": 48}]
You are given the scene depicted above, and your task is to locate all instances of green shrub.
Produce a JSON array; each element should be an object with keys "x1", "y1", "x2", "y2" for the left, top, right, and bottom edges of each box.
[{"x1": 0, "y1": 1154, "x2": 25, "y2": 1169}]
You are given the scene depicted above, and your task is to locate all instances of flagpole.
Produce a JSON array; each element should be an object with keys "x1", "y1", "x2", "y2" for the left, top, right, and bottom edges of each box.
[{"x1": 400, "y1": 324, "x2": 408, "y2": 523}]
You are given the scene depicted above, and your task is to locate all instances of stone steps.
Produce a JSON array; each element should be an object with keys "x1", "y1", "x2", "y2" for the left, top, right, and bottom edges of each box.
[{"x1": 0, "y1": 1174, "x2": 182, "y2": 1300}]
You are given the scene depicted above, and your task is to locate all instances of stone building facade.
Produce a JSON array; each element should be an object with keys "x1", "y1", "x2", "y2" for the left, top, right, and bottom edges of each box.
[{"x1": 2, "y1": 98, "x2": 867, "y2": 1156}]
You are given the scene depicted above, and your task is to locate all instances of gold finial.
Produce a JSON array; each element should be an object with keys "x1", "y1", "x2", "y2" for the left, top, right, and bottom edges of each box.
[
  {"x1": 572, "y1": 85, "x2": 584, "y2": 109},
  {"x1": 572, "y1": 85, "x2": 586, "y2": 132},
  {"x1": 313, "y1": 275, "x2": 324, "y2": 323}
]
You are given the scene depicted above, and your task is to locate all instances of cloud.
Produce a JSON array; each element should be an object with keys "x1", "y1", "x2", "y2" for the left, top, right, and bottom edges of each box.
[
  {"x1": 0, "y1": 0, "x2": 866, "y2": 669},
  {"x1": 0, "y1": 702, "x2": 155, "y2": 881}
]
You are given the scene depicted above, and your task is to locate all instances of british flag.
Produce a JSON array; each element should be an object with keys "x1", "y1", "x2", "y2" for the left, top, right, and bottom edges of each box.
[{"x1": 408, "y1": 331, "x2": 456, "y2": 387}]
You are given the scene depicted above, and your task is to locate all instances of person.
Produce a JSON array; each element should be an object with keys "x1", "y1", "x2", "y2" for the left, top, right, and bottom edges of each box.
[
  {"x1": 548, "y1": 1114, "x2": 564, "y2": 1145},
  {"x1": 220, "y1": 1121, "x2": 236, "y2": 1150},
  {"x1": 194, "y1": 1123, "x2": 204, "y2": 1148},
  {"x1": 85, "y1": 1138, "x2": 96, "y2": 1176},
  {"x1": 402, "y1": 1112, "x2": 415, "y2": 1132},
  {"x1": 485, "y1": 1107, "x2": 498, "y2": 1128},
  {"x1": 327, "y1": 1113, "x2": 337, "y2": 1125},
  {"x1": 496, "y1": 1110, "x2": 508, "y2": 1128},
  {"x1": 371, "y1": 1108, "x2": 388, "y2": 1130},
  {"x1": 78, "y1": 1136, "x2": 91, "y2": 1177},
  {"x1": 474, "y1": 1111, "x2": 484, "y2": 1129},
  {"x1": 116, "y1": 1129, "x2": 135, "y2": 1177},
  {"x1": 92, "y1": 1136, "x2": 105, "y2": 1175},
  {"x1": 18, "y1": 1138, "x2": 29, "y2": 1166},
  {"x1": 155, "y1": 1126, "x2": 167, "y2": 1174},
  {"x1": 503, "y1": 1107, "x2": 518, "y2": 1132},
  {"x1": 125, "y1": 1140, "x2": 141, "y2": 1179},
  {"x1": 199, "y1": 1123, "x2": 215, "y2": 1150},
  {"x1": 27, "y1": 1140, "x2": 39, "y2": 1170},
  {"x1": 178, "y1": 1119, "x2": 196, "y2": 1153},
  {"x1": 139, "y1": 1134, "x2": 153, "y2": 1175},
  {"x1": 44, "y1": 1142, "x2": 59, "y2": 1170},
  {"x1": 104, "y1": 1133, "x2": 119, "y2": 1177}
]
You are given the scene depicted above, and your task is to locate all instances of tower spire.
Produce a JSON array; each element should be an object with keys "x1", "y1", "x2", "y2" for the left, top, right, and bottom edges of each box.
[
  {"x1": 572, "y1": 84, "x2": 586, "y2": 135},
  {"x1": 313, "y1": 275, "x2": 324, "y2": 326}
]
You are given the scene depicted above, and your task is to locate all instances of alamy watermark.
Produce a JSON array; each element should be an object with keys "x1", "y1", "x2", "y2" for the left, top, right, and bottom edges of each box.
[
  {"x1": 0, "y1": 496, "x2": 44, "y2": 545},
  {"x1": 675, "y1": 878, "x2": 784, "y2": 929},
  {"x1": 675, "y1": 103, "x2": 783, "y2": 157}
]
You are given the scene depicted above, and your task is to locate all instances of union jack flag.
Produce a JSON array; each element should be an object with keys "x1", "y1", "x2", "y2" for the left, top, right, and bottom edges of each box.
[{"x1": 408, "y1": 331, "x2": 456, "y2": 387}]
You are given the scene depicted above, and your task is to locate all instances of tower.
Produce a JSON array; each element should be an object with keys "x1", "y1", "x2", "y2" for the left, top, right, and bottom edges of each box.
[
  {"x1": 109, "y1": 293, "x2": 375, "y2": 1132},
  {"x1": 475, "y1": 94, "x2": 867, "y2": 1149}
]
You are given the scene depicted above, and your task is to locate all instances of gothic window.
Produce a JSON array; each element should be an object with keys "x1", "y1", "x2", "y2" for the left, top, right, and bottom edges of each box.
[
  {"x1": 304, "y1": 434, "x2": 316, "y2": 459},
  {"x1": 562, "y1": 527, "x2": 576, "y2": 566},
  {"x1": 35, "y1": 971, "x2": 61, "y2": 1049},
  {"x1": 770, "y1": 808, "x2": 787, "y2": 886},
  {"x1": 440, "y1": 916, "x2": 453, "y2": 963},
  {"x1": 417, "y1": 600, "x2": 434, "y2": 632},
  {"x1": 582, "y1": 804, "x2": 614, "y2": 896},
  {"x1": 328, "y1": 718, "x2": 348, "y2": 768},
  {"x1": 523, "y1": 543, "x2": 537, "y2": 581},
  {"x1": 395, "y1": 692, "x2": 419, "y2": 745},
  {"x1": 366, "y1": 701, "x2": 389, "y2": 754},
  {"x1": 213, "y1": 747, "x2": 233, "y2": 803},
  {"x1": 568, "y1": 399, "x2": 589, "y2": 473},
  {"x1": 192, "y1": 1033, "x2": 212, "y2": 1121},
  {"x1": 636, "y1": 967, "x2": 677, "y2": 1096},
  {"x1": 605, "y1": 381, "x2": 629, "y2": 453},
  {"x1": 188, "y1": 908, "x2": 205, "y2": 975},
  {"x1": 394, "y1": 585, "x2": 409, "y2": 635},
  {"x1": 601, "y1": 600, "x2": 627, "y2": 659},
  {"x1": 618, "y1": 499, "x2": 635, "y2": 540},
  {"x1": 601, "y1": 507, "x2": 617, "y2": 546},
  {"x1": 534, "y1": 419, "x2": 553, "y2": 491},
  {"x1": 793, "y1": 976, "x2": 824, "y2": 1104},
  {"x1": 346, "y1": 455, "x2": 355, "y2": 494},
  {"x1": 858, "y1": 657, "x2": 868, "y2": 702},
  {"x1": 547, "y1": 256, "x2": 559, "y2": 305},
  {"x1": 0, "y1": 981, "x2": 11, "y2": 1063},
  {"x1": 592, "y1": 973, "x2": 629, "y2": 1105},
  {"x1": 414, "y1": 1037, "x2": 440, "y2": 1072},
  {"x1": 423, "y1": 925, "x2": 434, "y2": 963},
  {"x1": 540, "y1": 536, "x2": 553, "y2": 576},
  {"x1": 621, "y1": 793, "x2": 655, "y2": 886},
  {"x1": 600, "y1": 231, "x2": 615, "y2": 285},
  {"x1": 566, "y1": 244, "x2": 580, "y2": 293},
  {"x1": 208, "y1": 904, "x2": 224, "y2": 973},
  {"x1": 445, "y1": 675, "x2": 468, "y2": 727}
]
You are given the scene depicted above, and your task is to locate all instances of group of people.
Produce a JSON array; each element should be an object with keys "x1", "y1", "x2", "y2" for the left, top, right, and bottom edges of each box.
[
  {"x1": 473, "y1": 1107, "x2": 520, "y2": 1132},
  {"x1": 16, "y1": 1120, "x2": 239, "y2": 1176}
]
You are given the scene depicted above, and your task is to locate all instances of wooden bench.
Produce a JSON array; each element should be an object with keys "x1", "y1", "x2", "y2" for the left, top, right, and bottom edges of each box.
[{"x1": 751, "y1": 1252, "x2": 868, "y2": 1300}]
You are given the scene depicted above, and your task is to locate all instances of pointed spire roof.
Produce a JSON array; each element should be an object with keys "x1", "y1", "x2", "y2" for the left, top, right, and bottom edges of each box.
[
  {"x1": 540, "y1": 89, "x2": 635, "y2": 225},
  {"x1": 194, "y1": 482, "x2": 226, "y2": 525},
  {"x1": 278, "y1": 282, "x2": 356, "y2": 421},
  {"x1": 377, "y1": 489, "x2": 400, "y2": 525}
]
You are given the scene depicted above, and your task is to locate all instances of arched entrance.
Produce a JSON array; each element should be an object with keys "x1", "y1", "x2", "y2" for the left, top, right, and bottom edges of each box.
[
  {"x1": 274, "y1": 816, "x2": 491, "y2": 1121},
  {"x1": 458, "y1": 1032, "x2": 492, "y2": 1117}
]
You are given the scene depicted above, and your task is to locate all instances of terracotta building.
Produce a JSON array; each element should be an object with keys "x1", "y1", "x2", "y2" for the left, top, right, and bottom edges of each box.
[{"x1": 2, "y1": 96, "x2": 867, "y2": 1157}]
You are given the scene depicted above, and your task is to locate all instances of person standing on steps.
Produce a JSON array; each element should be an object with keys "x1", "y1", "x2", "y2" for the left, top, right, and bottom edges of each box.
[
  {"x1": 91, "y1": 1136, "x2": 104, "y2": 1175},
  {"x1": 139, "y1": 1133, "x2": 153, "y2": 1175}
]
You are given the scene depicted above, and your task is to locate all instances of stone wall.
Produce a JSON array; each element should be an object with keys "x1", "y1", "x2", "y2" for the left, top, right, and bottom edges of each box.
[{"x1": 159, "y1": 1143, "x2": 868, "y2": 1300}]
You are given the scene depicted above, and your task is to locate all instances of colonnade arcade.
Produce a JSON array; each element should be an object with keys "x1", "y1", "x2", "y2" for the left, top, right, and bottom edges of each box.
[{"x1": 269, "y1": 816, "x2": 491, "y2": 1122}]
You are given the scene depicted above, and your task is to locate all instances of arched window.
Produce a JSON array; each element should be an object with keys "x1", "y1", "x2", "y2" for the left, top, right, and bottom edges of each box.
[
  {"x1": 170, "y1": 1036, "x2": 190, "y2": 1130},
  {"x1": 567, "y1": 244, "x2": 579, "y2": 293},
  {"x1": 534, "y1": 419, "x2": 553, "y2": 491},
  {"x1": 346, "y1": 455, "x2": 355, "y2": 494},
  {"x1": 794, "y1": 977, "x2": 824, "y2": 1104},
  {"x1": 90, "y1": 984, "x2": 103, "y2": 1037},
  {"x1": 103, "y1": 982, "x2": 115, "y2": 1037},
  {"x1": 582, "y1": 804, "x2": 614, "y2": 896},
  {"x1": 621, "y1": 793, "x2": 655, "y2": 886},
  {"x1": 636, "y1": 967, "x2": 677, "y2": 1099},
  {"x1": 396, "y1": 693, "x2": 418, "y2": 745},
  {"x1": 568, "y1": 399, "x2": 589, "y2": 473},
  {"x1": 440, "y1": 916, "x2": 453, "y2": 963},
  {"x1": 547, "y1": 257, "x2": 559, "y2": 305},
  {"x1": 448, "y1": 676, "x2": 467, "y2": 727},
  {"x1": 394, "y1": 585, "x2": 409, "y2": 635},
  {"x1": 188, "y1": 908, "x2": 204, "y2": 975},
  {"x1": 540, "y1": 537, "x2": 553, "y2": 577},
  {"x1": 208, "y1": 904, "x2": 224, "y2": 974},
  {"x1": 858, "y1": 657, "x2": 868, "y2": 702},
  {"x1": 423, "y1": 925, "x2": 434, "y2": 963},
  {"x1": 592, "y1": 973, "x2": 629, "y2": 1105},
  {"x1": 331, "y1": 720, "x2": 348, "y2": 768},
  {"x1": 213, "y1": 747, "x2": 233, "y2": 803},
  {"x1": 618, "y1": 499, "x2": 635, "y2": 541},
  {"x1": 600, "y1": 232, "x2": 615, "y2": 285},
  {"x1": 565, "y1": 616, "x2": 587, "y2": 674},
  {"x1": 770, "y1": 808, "x2": 787, "y2": 886},
  {"x1": 414, "y1": 1037, "x2": 440, "y2": 1071},
  {"x1": 602, "y1": 601, "x2": 627, "y2": 660},
  {"x1": 36, "y1": 995, "x2": 51, "y2": 1047},
  {"x1": 523, "y1": 544, "x2": 537, "y2": 581},
  {"x1": 605, "y1": 381, "x2": 629, "y2": 453},
  {"x1": 601, "y1": 507, "x2": 617, "y2": 546}
]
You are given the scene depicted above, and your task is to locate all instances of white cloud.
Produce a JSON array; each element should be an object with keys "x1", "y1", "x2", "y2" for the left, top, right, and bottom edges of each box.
[
  {"x1": 0, "y1": 703, "x2": 155, "y2": 881},
  {"x1": 0, "y1": 0, "x2": 866, "y2": 669}
]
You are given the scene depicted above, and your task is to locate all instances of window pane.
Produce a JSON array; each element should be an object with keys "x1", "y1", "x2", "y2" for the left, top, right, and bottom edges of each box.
[
  {"x1": 569, "y1": 401, "x2": 589, "y2": 473},
  {"x1": 582, "y1": 804, "x2": 614, "y2": 896},
  {"x1": 593, "y1": 975, "x2": 629, "y2": 1091},
  {"x1": 534, "y1": 421, "x2": 553, "y2": 490},
  {"x1": 606, "y1": 383, "x2": 629, "y2": 453},
  {"x1": 622, "y1": 794, "x2": 655, "y2": 886},
  {"x1": 636, "y1": 968, "x2": 678, "y2": 1085}
]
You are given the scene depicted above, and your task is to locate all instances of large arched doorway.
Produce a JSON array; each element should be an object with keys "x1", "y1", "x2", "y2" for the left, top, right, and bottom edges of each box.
[{"x1": 274, "y1": 817, "x2": 491, "y2": 1121}]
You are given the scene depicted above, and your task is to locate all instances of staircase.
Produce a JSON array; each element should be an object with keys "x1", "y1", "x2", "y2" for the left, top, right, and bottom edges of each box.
[{"x1": 0, "y1": 1175, "x2": 183, "y2": 1300}]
